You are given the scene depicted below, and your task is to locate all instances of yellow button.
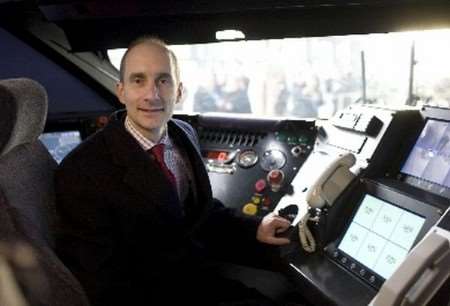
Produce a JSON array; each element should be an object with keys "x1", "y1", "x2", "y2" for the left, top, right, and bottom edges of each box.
[
  {"x1": 251, "y1": 196, "x2": 261, "y2": 204},
  {"x1": 242, "y1": 203, "x2": 258, "y2": 215}
]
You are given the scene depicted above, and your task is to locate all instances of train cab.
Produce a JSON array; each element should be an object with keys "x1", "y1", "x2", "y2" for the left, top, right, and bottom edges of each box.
[{"x1": 0, "y1": 1, "x2": 449, "y2": 305}]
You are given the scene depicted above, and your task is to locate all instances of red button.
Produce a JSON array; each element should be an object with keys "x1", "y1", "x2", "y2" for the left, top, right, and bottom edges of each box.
[
  {"x1": 255, "y1": 179, "x2": 266, "y2": 193},
  {"x1": 268, "y1": 169, "x2": 284, "y2": 184},
  {"x1": 267, "y1": 170, "x2": 285, "y2": 192}
]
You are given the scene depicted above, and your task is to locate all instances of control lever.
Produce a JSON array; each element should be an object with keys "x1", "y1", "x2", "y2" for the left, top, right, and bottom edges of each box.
[
  {"x1": 277, "y1": 204, "x2": 298, "y2": 223},
  {"x1": 275, "y1": 205, "x2": 298, "y2": 239}
]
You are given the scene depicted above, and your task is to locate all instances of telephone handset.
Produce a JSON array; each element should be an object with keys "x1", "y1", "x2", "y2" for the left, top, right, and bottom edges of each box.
[
  {"x1": 274, "y1": 151, "x2": 356, "y2": 253},
  {"x1": 305, "y1": 152, "x2": 356, "y2": 209}
]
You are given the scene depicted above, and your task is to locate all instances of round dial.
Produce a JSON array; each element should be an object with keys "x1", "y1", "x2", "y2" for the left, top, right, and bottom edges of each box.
[
  {"x1": 260, "y1": 149, "x2": 286, "y2": 171},
  {"x1": 237, "y1": 149, "x2": 259, "y2": 168}
]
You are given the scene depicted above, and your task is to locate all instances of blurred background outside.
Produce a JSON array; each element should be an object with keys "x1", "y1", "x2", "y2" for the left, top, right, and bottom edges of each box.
[{"x1": 109, "y1": 29, "x2": 450, "y2": 118}]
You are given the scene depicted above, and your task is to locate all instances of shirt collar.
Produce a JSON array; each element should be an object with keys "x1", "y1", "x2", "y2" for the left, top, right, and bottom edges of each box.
[{"x1": 124, "y1": 116, "x2": 168, "y2": 151}]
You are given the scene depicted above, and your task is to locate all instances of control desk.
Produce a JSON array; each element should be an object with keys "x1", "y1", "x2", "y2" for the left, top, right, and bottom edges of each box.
[{"x1": 182, "y1": 104, "x2": 449, "y2": 306}]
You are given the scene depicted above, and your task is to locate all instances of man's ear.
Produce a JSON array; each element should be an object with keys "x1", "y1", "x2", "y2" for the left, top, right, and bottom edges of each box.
[
  {"x1": 176, "y1": 82, "x2": 184, "y2": 104},
  {"x1": 116, "y1": 82, "x2": 126, "y2": 105}
]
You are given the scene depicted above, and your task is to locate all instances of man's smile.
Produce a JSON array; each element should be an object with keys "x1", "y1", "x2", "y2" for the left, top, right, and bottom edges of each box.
[{"x1": 138, "y1": 107, "x2": 164, "y2": 113}]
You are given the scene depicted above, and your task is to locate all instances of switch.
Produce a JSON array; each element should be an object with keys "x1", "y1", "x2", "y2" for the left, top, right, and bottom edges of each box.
[
  {"x1": 254, "y1": 179, "x2": 266, "y2": 193},
  {"x1": 251, "y1": 195, "x2": 261, "y2": 204},
  {"x1": 291, "y1": 145, "x2": 307, "y2": 157},
  {"x1": 242, "y1": 203, "x2": 258, "y2": 215},
  {"x1": 267, "y1": 169, "x2": 285, "y2": 192}
]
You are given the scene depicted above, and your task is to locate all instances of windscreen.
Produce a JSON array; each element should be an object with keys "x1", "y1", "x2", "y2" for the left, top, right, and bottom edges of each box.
[
  {"x1": 108, "y1": 29, "x2": 450, "y2": 119},
  {"x1": 338, "y1": 194, "x2": 425, "y2": 280}
]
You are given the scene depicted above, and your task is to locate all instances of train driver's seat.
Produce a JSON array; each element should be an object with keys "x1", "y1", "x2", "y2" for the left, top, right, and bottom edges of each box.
[{"x1": 0, "y1": 78, "x2": 90, "y2": 306}]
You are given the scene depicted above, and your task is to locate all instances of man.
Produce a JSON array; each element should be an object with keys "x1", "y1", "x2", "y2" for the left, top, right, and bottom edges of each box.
[{"x1": 55, "y1": 36, "x2": 291, "y2": 306}]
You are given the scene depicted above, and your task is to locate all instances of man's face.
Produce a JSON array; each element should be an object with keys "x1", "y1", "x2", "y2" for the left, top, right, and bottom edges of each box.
[{"x1": 116, "y1": 43, "x2": 182, "y2": 141}]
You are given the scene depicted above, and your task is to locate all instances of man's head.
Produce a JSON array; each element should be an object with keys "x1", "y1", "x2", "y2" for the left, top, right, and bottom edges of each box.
[{"x1": 116, "y1": 36, "x2": 183, "y2": 142}]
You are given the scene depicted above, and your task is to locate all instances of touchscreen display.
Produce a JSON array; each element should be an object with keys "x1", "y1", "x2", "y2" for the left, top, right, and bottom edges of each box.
[
  {"x1": 338, "y1": 194, "x2": 425, "y2": 280},
  {"x1": 401, "y1": 119, "x2": 450, "y2": 187},
  {"x1": 39, "y1": 131, "x2": 82, "y2": 163}
]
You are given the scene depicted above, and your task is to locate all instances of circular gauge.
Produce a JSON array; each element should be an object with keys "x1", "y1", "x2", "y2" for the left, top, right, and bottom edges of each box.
[
  {"x1": 237, "y1": 149, "x2": 259, "y2": 168},
  {"x1": 260, "y1": 149, "x2": 286, "y2": 171}
]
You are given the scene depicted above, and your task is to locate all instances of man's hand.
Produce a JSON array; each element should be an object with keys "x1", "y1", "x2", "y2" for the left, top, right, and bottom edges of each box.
[{"x1": 256, "y1": 212, "x2": 291, "y2": 245}]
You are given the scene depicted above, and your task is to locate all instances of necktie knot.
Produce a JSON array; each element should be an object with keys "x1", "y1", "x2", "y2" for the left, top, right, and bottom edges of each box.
[
  {"x1": 150, "y1": 143, "x2": 165, "y2": 165},
  {"x1": 149, "y1": 144, "x2": 177, "y2": 189}
]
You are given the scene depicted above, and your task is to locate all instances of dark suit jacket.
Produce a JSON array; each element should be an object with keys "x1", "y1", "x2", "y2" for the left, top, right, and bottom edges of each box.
[{"x1": 55, "y1": 112, "x2": 267, "y2": 305}]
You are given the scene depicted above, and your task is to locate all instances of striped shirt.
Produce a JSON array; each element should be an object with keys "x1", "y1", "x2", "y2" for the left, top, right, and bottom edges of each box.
[{"x1": 124, "y1": 116, "x2": 191, "y2": 202}]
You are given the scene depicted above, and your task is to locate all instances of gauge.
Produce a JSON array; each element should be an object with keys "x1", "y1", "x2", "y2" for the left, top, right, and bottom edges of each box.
[
  {"x1": 260, "y1": 149, "x2": 286, "y2": 171},
  {"x1": 237, "y1": 149, "x2": 259, "y2": 168}
]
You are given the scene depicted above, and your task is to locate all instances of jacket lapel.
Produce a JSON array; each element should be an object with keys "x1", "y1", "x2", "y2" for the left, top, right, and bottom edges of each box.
[
  {"x1": 168, "y1": 121, "x2": 212, "y2": 218},
  {"x1": 103, "y1": 119, "x2": 182, "y2": 219}
]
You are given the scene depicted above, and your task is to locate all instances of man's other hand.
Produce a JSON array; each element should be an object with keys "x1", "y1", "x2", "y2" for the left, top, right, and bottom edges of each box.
[{"x1": 256, "y1": 212, "x2": 291, "y2": 245}]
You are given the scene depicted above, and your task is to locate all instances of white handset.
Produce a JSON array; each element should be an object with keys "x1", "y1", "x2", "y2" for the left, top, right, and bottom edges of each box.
[
  {"x1": 299, "y1": 153, "x2": 356, "y2": 252},
  {"x1": 305, "y1": 153, "x2": 356, "y2": 208}
]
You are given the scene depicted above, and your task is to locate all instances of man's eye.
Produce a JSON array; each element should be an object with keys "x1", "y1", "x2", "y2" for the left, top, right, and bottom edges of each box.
[
  {"x1": 133, "y1": 78, "x2": 143, "y2": 84},
  {"x1": 158, "y1": 77, "x2": 172, "y2": 85}
]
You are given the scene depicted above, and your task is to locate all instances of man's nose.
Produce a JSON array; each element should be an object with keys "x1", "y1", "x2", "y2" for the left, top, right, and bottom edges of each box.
[{"x1": 144, "y1": 82, "x2": 160, "y2": 100}]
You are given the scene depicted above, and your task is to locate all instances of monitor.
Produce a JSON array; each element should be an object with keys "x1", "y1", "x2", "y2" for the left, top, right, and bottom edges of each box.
[
  {"x1": 325, "y1": 181, "x2": 442, "y2": 289},
  {"x1": 337, "y1": 194, "x2": 425, "y2": 280},
  {"x1": 401, "y1": 119, "x2": 450, "y2": 188},
  {"x1": 39, "y1": 131, "x2": 82, "y2": 163}
]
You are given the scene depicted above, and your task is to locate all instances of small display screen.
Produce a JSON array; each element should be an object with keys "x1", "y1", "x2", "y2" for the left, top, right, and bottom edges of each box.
[
  {"x1": 205, "y1": 151, "x2": 229, "y2": 162},
  {"x1": 401, "y1": 119, "x2": 450, "y2": 188},
  {"x1": 39, "y1": 131, "x2": 82, "y2": 163},
  {"x1": 338, "y1": 194, "x2": 425, "y2": 280}
]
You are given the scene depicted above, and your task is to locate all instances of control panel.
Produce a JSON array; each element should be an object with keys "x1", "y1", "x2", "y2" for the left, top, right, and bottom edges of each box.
[
  {"x1": 282, "y1": 105, "x2": 450, "y2": 306},
  {"x1": 176, "y1": 114, "x2": 316, "y2": 216}
]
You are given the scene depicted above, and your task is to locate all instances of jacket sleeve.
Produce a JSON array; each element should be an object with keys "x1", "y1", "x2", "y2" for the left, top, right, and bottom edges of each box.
[
  {"x1": 173, "y1": 120, "x2": 281, "y2": 267},
  {"x1": 54, "y1": 159, "x2": 117, "y2": 305},
  {"x1": 196, "y1": 198, "x2": 282, "y2": 269}
]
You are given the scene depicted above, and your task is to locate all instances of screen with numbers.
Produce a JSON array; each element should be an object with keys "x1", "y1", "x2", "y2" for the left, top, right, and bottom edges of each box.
[{"x1": 337, "y1": 194, "x2": 425, "y2": 280}]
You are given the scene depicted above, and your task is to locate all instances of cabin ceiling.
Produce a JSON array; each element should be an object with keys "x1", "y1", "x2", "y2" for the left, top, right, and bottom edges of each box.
[{"x1": 2, "y1": 0, "x2": 450, "y2": 51}]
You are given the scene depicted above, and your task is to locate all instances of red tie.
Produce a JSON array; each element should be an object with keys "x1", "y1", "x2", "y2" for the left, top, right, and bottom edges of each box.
[{"x1": 149, "y1": 144, "x2": 177, "y2": 189}]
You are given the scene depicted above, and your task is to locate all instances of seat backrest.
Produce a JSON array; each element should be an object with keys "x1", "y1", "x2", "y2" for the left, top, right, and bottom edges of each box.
[
  {"x1": 0, "y1": 78, "x2": 90, "y2": 306},
  {"x1": 0, "y1": 78, "x2": 56, "y2": 247}
]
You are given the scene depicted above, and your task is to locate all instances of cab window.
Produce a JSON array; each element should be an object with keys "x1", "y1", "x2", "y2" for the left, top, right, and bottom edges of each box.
[{"x1": 108, "y1": 29, "x2": 450, "y2": 118}]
